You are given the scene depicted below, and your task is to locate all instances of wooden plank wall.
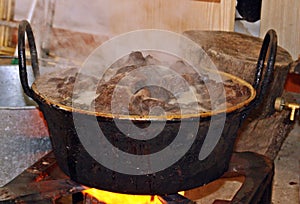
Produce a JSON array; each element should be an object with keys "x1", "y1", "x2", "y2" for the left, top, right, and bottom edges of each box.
[
  {"x1": 107, "y1": 0, "x2": 236, "y2": 36},
  {"x1": 260, "y1": 0, "x2": 300, "y2": 60}
]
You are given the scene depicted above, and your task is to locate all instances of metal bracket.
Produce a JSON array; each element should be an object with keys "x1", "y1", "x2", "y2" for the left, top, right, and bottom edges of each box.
[{"x1": 274, "y1": 97, "x2": 299, "y2": 121}]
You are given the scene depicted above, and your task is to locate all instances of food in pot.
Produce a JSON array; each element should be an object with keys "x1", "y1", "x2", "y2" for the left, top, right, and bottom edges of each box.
[{"x1": 33, "y1": 51, "x2": 251, "y2": 116}]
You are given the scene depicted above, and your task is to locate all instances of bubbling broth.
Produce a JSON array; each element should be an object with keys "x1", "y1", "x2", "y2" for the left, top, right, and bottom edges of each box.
[{"x1": 33, "y1": 51, "x2": 251, "y2": 116}]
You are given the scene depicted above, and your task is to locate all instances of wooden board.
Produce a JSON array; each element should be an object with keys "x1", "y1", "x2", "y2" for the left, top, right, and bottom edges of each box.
[
  {"x1": 235, "y1": 92, "x2": 295, "y2": 161},
  {"x1": 107, "y1": 0, "x2": 236, "y2": 35},
  {"x1": 184, "y1": 30, "x2": 293, "y2": 118},
  {"x1": 260, "y1": 0, "x2": 300, "y2": 60}
]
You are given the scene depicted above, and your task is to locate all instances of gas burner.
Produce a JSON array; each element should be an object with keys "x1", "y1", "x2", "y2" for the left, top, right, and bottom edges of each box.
[{"x1": 0, "y1": 152, "x2": 273, "y2": 204}]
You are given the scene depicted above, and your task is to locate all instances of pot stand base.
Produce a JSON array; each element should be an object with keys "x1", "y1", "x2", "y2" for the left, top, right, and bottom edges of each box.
[{"x1": 0, "y1": 151, "x2": 274, "y2": 204}]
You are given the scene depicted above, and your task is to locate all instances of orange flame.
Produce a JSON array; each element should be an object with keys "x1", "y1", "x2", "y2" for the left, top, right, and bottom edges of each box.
[{"x1": 83, "y1": 188, "x2": 162, "y2": 204}]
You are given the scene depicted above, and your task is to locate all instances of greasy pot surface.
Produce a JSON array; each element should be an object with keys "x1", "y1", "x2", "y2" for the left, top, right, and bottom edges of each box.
[
  {"x1": 29, "y1": 66, "x2": 254, "y2": 194},
  {"x1": 18, "y1": 20, "x2": 277, "y2": 194},
  {"x1": 37, "y1": 97, "x2": 242, "y2": 194}
]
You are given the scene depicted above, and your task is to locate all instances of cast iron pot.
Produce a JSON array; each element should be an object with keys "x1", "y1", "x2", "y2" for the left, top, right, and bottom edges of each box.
[{"x1": 18, "y1": 20, "x2": 277, "y2": 195}]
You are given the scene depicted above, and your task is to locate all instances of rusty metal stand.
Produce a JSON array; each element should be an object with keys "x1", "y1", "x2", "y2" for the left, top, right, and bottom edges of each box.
[
  {"x1": 214, "y1": 152, "x2": 274, "y2": 204},
  {"x1": 0, "y1": 152, "x2": 274, "y2": 204}
]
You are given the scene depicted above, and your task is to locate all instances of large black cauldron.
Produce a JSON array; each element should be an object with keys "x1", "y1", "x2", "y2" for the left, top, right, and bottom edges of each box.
[{"x1": 18, "y1": 20, "x2": 277, "y2": 195}]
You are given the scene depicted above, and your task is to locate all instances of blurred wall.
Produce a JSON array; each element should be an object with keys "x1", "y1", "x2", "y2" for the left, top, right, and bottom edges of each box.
[
  {"x1": 14, "y1": 0, "x2": 236, "y2": 36},
  {"x1": 14, "y1": 0, "x2": 110, "y2": 35}
]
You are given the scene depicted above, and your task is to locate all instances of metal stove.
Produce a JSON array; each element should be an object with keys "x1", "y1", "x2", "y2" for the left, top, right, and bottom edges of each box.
[{"x1": 0, "y1": 151, "x2": 273, "y2": 204}]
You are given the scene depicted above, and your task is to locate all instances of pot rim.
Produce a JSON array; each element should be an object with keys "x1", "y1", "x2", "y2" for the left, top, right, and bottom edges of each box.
[{"x1": 31, "y1": 70, "x2": 255, "y2": 121}]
